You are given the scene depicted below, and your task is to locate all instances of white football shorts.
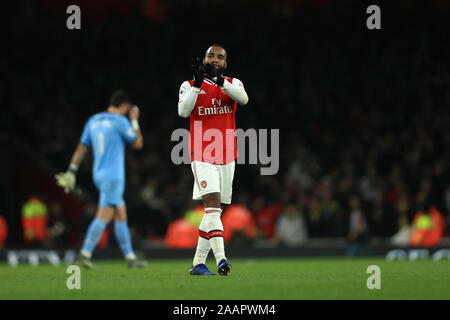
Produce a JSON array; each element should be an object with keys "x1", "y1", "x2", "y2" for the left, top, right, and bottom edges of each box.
[{"x1": 191, "y1": 160, "x2": 236, "y2": 204}]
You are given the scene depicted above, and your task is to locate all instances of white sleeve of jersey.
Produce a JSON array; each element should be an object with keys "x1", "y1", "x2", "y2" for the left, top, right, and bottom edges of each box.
[
  {"x1": 222, "y1": 78, "x2": 249, "y2": 106},
  {"x1": 178, "y1": 81, "x2": 200, "y2": 118}
]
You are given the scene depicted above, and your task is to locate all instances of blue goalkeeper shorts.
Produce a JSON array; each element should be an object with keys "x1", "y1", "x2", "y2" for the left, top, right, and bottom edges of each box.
[{"x1": 94, "y1": 180, "x2": 125, "y2": 208}]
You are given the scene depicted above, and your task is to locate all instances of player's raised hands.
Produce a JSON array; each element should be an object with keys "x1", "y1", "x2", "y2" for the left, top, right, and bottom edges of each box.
[
  {"x1": 192, "y1": 57, "x2": 204, "y2": 88},
  {"x1": 203, "y1": 63, "x2": 225, "y2": 87},
  {"x1": 129, "y1": 105, "x2": 140, "y2": 120}
]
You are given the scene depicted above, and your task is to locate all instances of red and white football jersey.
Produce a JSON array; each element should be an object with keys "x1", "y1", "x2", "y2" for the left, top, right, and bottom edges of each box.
[{"x1": 187, "y1": 77, "x2": 238, "y2": 165}]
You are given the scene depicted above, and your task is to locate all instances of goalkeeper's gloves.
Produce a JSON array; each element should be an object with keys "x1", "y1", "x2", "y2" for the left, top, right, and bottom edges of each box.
[
  {"x1": 55, "y1": 164, "x2": 77, "y2": 193},
  {"x1": 203, "y1": 63, "x2": 225, "y2": 87},
  {"x1": 192, "y1": 57, "x2": 205, "y2": 88}
]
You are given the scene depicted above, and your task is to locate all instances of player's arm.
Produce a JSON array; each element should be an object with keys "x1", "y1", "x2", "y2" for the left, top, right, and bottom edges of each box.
[
  {"x1": 221, "y1": 78, "x2": 249, "y2": 106},
  {"x1": 178, "y1": 58, "x2": 205, "y2": 118},
  {"x1": 69, "y1": 143, "x2": 89, "y2": 168},
  {"x1": 129, "y1": 105, "x2": 143, "y2": 149},
  {"x1": 178, "y1": 81, "x2": 199, "y2": 118},
  {"x1": 55, "y1": 119, "x2": 92, "y2": 193},
  {"x1": 203, "y1": 64, "x2": 249, "y2": 106}
]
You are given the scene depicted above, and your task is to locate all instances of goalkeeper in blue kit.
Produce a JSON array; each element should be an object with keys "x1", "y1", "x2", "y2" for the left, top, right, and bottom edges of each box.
[{"x1": 55, "y1": 90, "x2": 147, "y2": 268}]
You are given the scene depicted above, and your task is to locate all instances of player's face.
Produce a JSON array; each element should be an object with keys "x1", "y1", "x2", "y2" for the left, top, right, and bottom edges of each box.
[{"x1": 204, "y1": 46, "x2": 227, "y2": 70}]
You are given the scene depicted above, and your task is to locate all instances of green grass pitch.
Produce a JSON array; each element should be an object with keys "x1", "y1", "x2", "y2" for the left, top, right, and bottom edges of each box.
[{"x1": 0, "y1": 257, "x2": 449, "y2": 299}]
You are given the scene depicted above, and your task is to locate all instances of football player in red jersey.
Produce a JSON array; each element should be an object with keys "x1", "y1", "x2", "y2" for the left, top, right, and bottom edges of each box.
[{"x1": 178, "y1": 44, "x2": 249, "y2": 275}]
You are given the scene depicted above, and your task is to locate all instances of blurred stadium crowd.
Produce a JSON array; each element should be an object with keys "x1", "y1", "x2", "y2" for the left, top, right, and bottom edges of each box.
[{"x1": 2, "y1": 0, "x2": 450, "y2": 247}]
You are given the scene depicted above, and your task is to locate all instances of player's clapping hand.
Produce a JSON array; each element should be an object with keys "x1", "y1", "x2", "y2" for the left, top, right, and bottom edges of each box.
[
  {"x1": 192, "y1": 57, "x2": 205, "y2": 88},
  {"x1": 203, "y1": 63, "x2": 224, "y2": 86},
  {"x1": 55, "y1": 171, "x2": 76, "y2": 193}
]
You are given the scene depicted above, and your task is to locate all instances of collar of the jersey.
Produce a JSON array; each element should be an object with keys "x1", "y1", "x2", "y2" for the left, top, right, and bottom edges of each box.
[
  {"x1": 203, "y1": 77, "x2": 229, "y2": 86},
  {"x1": 203, "y1": 78, "x2": 216, "y2": 86}
]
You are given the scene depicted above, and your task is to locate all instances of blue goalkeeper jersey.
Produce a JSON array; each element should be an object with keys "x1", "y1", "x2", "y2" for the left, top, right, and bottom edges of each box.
[{"x1": 80, "y1": 112, "x2": 137, "y2": 182}]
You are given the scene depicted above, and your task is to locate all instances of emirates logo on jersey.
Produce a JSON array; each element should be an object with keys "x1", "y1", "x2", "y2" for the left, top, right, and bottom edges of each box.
[
  {"x1": 198, "y1": 106, "x2": 233, "y2": 116},
  {"x1": 197, "y1": 98, "x2": 233, "y2": 116},
  {"x1": 201, "y1": 180, "x2": 207, "y2": 189}
]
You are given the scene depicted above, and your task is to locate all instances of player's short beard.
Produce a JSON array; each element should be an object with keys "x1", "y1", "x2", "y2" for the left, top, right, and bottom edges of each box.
[{"x1": 218, "y1": 66, "x2": 225, "y2": 75}]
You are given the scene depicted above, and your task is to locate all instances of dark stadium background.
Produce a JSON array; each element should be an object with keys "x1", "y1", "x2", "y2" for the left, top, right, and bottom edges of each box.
[{"x1": 1, "y1": 0, "x2": 449, "y2": 257}]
